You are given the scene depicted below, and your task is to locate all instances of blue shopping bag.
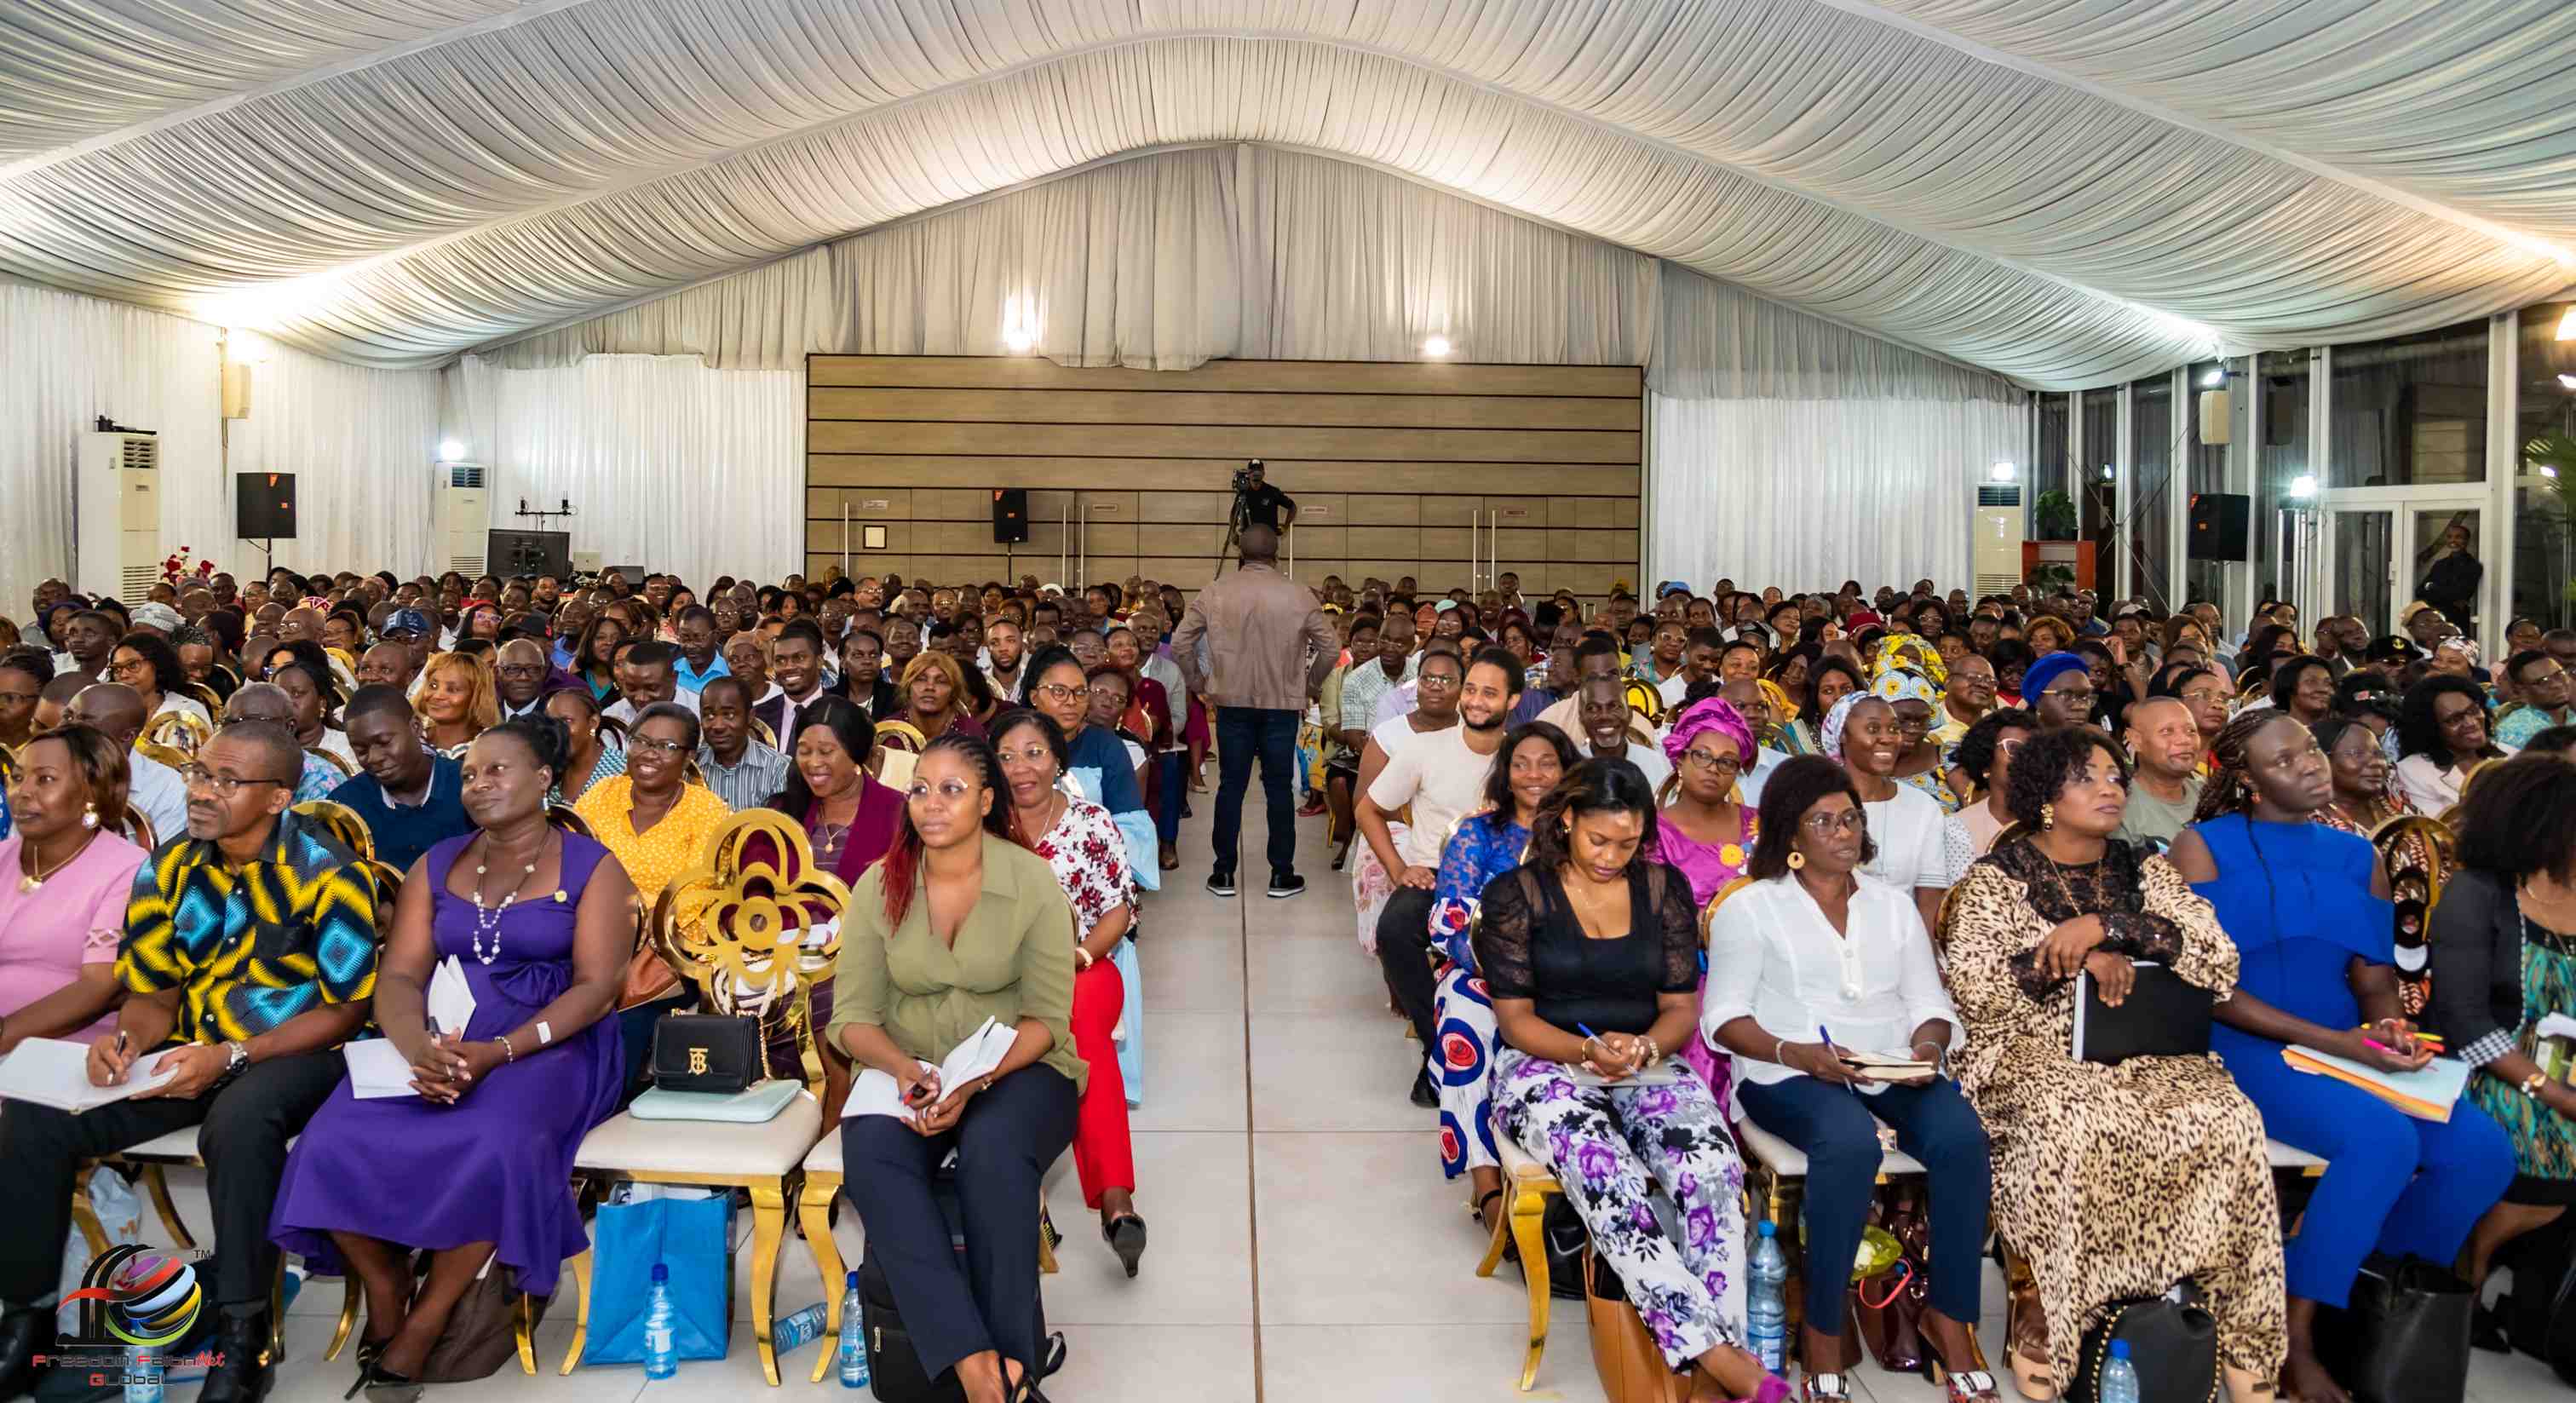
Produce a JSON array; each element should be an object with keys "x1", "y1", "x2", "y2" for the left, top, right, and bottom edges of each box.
[{"x1": 581, "y1": 1192, "x2": 733, "y2": 1366}]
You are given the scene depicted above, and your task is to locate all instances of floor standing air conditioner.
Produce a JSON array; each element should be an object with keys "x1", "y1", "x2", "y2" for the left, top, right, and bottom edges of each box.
[
  {"x1": 1973, "y1": 481, "x2": 2026, "y2": 598},
  {"x1": 434, "y1": 464, "x2": 491, "y2": 577},
  {"x1": 76, "y1": 432, "x2": 163, "y2": 605}
]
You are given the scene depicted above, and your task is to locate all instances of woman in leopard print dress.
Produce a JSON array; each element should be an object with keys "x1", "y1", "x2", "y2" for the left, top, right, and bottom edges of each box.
[{"x1": 1938, "y1": 727, "x2": 2286, "y2": 1400}]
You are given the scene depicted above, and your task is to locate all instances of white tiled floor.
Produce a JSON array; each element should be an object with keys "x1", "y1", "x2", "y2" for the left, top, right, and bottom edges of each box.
[{"x1": 131, "y1": 791, "x2": 2567, "y2": 1400}]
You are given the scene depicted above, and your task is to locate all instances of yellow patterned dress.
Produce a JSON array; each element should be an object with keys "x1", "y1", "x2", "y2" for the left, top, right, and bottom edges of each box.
[{"x1": 1939, "y1": 838, "x2": 2287, "y2": 1383}]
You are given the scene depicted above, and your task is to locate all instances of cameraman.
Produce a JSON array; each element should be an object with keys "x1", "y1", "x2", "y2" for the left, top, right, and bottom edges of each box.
[{"x1": 1235, "y1": 460, "x2": 1297, "y2": 532}]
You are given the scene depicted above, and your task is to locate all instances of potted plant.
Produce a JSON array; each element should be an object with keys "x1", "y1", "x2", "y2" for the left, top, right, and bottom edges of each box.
[{"x1": 2033, "y1": 490, "x2": 2078, "y2": 542}]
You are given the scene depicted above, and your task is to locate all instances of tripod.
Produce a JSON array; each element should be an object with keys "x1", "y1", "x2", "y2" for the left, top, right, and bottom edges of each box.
[{"x1": 1217, "y1": 491, "x2": 1252, "y2": 575}]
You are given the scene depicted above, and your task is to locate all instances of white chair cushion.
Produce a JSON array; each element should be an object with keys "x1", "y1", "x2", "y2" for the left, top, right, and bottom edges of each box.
[
  {"x1": 802, "y1": 1134, "x2": 841, "y2": 1177},
  {"x1": 122, "y1": 1127, "x2": 204, "y2": 1161},
  {"x1": 1494, "y1": 1130, "x2": 1554, "y2": 1183},
  {"x1": 1736, "y1": 1116, "x2": 1927, "y2": 1177},
  {"x1": 2265, "y1": 1138, "x2": 2326, "y2": 1170},
  {"x1": 575, "y1": 1094, "x2": 823, "y2": 1179}
]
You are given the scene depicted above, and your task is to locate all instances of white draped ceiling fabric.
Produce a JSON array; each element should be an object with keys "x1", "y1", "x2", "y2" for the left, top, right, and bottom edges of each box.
[{"x1": 4, "y1": 0, "x2": 2573, "y2": 599}]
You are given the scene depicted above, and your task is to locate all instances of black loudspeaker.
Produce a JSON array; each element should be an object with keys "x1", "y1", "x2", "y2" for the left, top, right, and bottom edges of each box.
[
  {"x1": 486, "y1": 529, "x2": 571, "y2": 578},
  {"x1": 992, "y1": 488, "x2": 1029, "y2": 544},
  {"x1": 2188, "y1": 492, "x2": 2251, "y2": 561},
  {"x1": 234, "y1": 473, "x2": 296, "y2": 538}
]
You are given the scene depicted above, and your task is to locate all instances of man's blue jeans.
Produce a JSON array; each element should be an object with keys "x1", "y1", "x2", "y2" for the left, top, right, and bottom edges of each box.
[{"x1": 1212, "y1": 705, "x2": 1300, "y2": 877}]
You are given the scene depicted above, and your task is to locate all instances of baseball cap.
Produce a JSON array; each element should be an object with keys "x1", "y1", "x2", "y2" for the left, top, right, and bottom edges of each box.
[
  {"x1": 382, "y1": 607, "x2": 434, "y2": 639},
  {"x1": 1656, "y1": 580, "x2": 1692, "y2": 600}
]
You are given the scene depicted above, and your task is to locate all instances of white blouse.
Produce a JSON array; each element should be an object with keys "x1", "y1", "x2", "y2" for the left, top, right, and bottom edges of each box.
[
  {"x1": 1701, "y1": 872, "x2": 1958, "y2": 1096},
  {"x1": 1863, "y1": 782, "x2": 1950, "y2": 892},
  {"x1": 2394, "y1": 749, "x2": 2513, "y2": 814}
]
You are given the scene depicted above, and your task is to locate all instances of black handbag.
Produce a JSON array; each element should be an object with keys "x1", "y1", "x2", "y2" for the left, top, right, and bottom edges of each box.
[
  {"x1": 2072, "y1": 962, "x2": 2213, "y2": 1066},
  {"x1": 2068, "y1": 1296, "x2": 2217, "y2": 1403},
  {"x1": 2314, "y1": 1255, "x2": 2473, "y2": 1403},
  {"x1": 649, "y1": 1013, "x2": 762, "y2": 1094}
]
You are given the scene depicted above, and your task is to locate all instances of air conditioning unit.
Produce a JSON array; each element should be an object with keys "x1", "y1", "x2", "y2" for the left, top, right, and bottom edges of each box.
[
  {"x1": 76, "y1": 432, "x2": 163, "y2": 606},
  {"x1": 432, "y1": 463, "x2": 491, "y2": 576},
  {"x1": 1973, "y1": 481, "x2": 2026, "y2": 597}
]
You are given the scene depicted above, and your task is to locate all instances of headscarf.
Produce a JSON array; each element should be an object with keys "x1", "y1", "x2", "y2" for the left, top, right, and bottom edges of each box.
[
  {"x1": 2435, "y1": 637, "x2": 2482, "y2": 670},
  {"x1": 1663, "y1": 698, "x2": 1756, "y2": 772},
  {"x1": 1818, "y1": 691, "x2": 1866, "y2": 763},
  {"x1": 1758, "y1": 678, "x2": 1798, "y2": 725},
  {"x1": 2019, "y1": 651, "x2": 2090, "y2": 704},
  {"x1": 1873, "y1": 634, "x2": 1946, "y2": 687},
  {"x1": 1870, "y1": 667, "x2": 1941, "y2": 708}
]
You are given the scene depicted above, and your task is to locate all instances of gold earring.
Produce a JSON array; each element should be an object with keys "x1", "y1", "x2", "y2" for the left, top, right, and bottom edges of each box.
[
  {"x1": 1786, "y1": 851, "x2": 1806, "y2": 871},
  {"x1": 80, "y1": 803, "x2": 98, "y2": 831},
  {"x1": 2040, "y1": 802, "x2": 2055, "y2": 830}
]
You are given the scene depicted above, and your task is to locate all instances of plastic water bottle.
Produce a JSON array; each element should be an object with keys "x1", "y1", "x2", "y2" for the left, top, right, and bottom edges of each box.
[
  {"x1": 836, "y1": 1271, "x2": 870, "y2": 1389},
  {"x1": 1747, "y1": 1220, "x2": 1790, "y2": 1376},
  {"x1": 2099, "y1": 1339, "x2": 2141, "y2": 1403},
  {"x1": 643, "y1": 1263, "x2": 677, "y2": 1379},
  {"x1": 121, "y1": 1344, "x2": 161, "y2": 1403},
  {"x1": 773, "y1": 1303, "x2": 827, "y2": 1355}
]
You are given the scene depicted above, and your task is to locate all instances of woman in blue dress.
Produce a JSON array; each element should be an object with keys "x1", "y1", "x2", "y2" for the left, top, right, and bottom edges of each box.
[
  {"x1": 272, "y1": 716, "x2": 635, "y2": 1398},
  {"x1": 2169, "y1": 710, "x2": 2513, "y2": 1403}
]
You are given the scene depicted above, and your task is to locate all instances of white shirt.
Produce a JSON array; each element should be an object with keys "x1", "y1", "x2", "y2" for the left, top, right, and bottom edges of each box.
[
  {"x1": 1367, "y1": 712, "x2": 1439, "y2": 766},
  {"x1": 1739, "y1": 745, "x2": 1791, "y2": 807},
  {"x1": 1588, "y1": 739, "x2": 1671, "y2": 794},
  {"x1": 1657, "y1": 671, "x2": 1692, "y2": 708},
  {"x1": 605, "y1": 685, "x2": 703, "y2": 727},
  {"x1": 2394, "y1": 750, "x2": 2513, "y2": 814},
  {"x1": 152, "y1": 693, "x2": 212, "y2": 727},
  {"x1": 126, "y1": 750, "x2": 189, "y2": 849},
  {"x1": 1704, "y1": 873, "x2": 1958, "y2": 1096},
  {"x1": 1366, "y1": 722, "x2": 1492, "y2": 867},
  {"x1": 1372, "y1": 677, "x2": 1420, "y2": 729},
  {"x1": 313, "y1": 727, "x2": 355, "y2": 768},
  {"x1": 1864, "y1": 783, "x2": 1950, "y2": 892}
]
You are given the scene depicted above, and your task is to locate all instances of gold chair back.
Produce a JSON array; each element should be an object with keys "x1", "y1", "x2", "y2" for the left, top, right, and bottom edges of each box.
[
  {"x1": 1699, "y1": 875, "x2": 1753, "y2": 946},
  {"x1": 1622, "y1": 677, "x2": 1667, "y2": 729},
  {"x1": 546, "y1": 803, "x2": 595, "y2": 838},
  {"x1": 2372, "y1": 814, "x2": 2458, "y2": 1019},
  {"x1": 0, "y1": 743, "x2": 16, "y2": 789},
  {"x1": 135, "y1": 712, "x2": 203, "y2": 771},
  {"x1": 181, "y1": 681, "x2": 223, "y2": 714},
  {"x1": 871, "y1": 720, "x2": 927, "y2": 791},
  {"x1": 875, "y1": 719, "x2": 927, "y2": 754},
  {"x1": 750, "y1": 716, "x2": 778, "y2": 748},
  {"x1": 290, "y1": 799, "x2": 377, "y2": 864},
  {"x1": 126, "y1": 809, "x2": 157, "y2": 852},
  {"x1": 651, "y1": 810, "x2": 851, "y2": 1094},
  {"x1": 306, "y1": 745, "x2": 359, "y2": 779}
]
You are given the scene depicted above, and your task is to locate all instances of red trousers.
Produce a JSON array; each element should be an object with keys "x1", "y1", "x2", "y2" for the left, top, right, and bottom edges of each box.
[{"x1": 1069, "y1": 956, "x2": 1136, "y2": 1208}]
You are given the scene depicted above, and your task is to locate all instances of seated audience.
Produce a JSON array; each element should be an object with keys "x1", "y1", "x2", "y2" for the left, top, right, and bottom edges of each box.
[
  {"x1": 2020, "y1": 651, "x2": 2096, "y2": 730},
  {"x1": 223, "y1": 681, "x2": 348, "y2": 802},
  {"x1": 492, "y1": 637, "x2": 558, "y2": 720},
  {"x1": 272, "y1": 717, "x2": 633, "y2": 1394},
  {"x1": 2430, "y1": 757, "x2": 2576, "y2": 1316},
  {"x1": 0, "y1": 725, "x2": 143, "y2": 1051},
  {"x1": 695, "y1": 675, "x2": 791, "y2": 811},
  {"x1": 2496, "y1": 649, "x2": 2574, "y2": 750},
  {"x1": 831, "y1": 733, "x2": 1082, "y2": 1403},
  {"x1": 0, "y1": 651, "x2": 49, "y2": 750},
  {"x1": 2173, "y1": 710, "x2": 2512, "y2": 1402},
  {"x1": 574, "y1": 700, "x2": 732, "y2": 1077},
  {"x1": 2271, "y1": 655, "x2": 2337, "y2": 726},
  {"x1": 1872, "y1": 660, "x2": 1959, "y2": 813},
  {"x1": 1938, "y1": 726, "x2": 2285, "y2": 1402},
  {"x1": 571, "y1": 614, "x2": 624, "y2": 701},
  {"x1": 330, "y1": 686, "x2": 474, "y2": 872},
  {"x1": 993, "y1": 708, "x2": 1147, "y2": 1274},
  {"x1": 64, "y1": 681, "x2": 187, "y2": 845},
  {"x1": 1424, "y1": 720, "x2": 1574, "y2": 1216},
  {"x1": 1709, "y1": 756, "x2": 1991, "y2": 1402},
  {"x1": 0, "y1": 722, "x2": 378, "y2": 1403},
  {"x1": 1780, "y1": 655, "x2": 1862, "y2": 757},
  {"x1": 1653, "y1": 698, "x2": 1759, "y2": 1095},
  {"x1": 112, "y1": 631, "x2": 210, "y2": 727},
  {"x1": 1573, "y1": 673, "x2": 1670, "y2": 791},
  {"x1": 1948, "y1": 709, "x2": 2038, "y2": 857},
  {"x1": 890, "y1": 649, "x2": 981, "y2": 742},
  {"x1": 2395, "y1": 674, "x2": 2514, "y2": 814},
  {"x1": 1824, "y1": 693, "x2": 1957, "y2": 929},
  {"x1": 417, "y1": 650, "x2": 499, "y2": 757},
  {"x1": 2113, "y1": 696, "x2": 2204, "y2": 852},
  {"x1": 1475, "y1": 758, "x2": 1785, "y2": 1403},
  {"x1": 543, "y1": 687, "x2": 626, "y2": 804},
  {"x1": 1015, "y1": 644, "x2": 1153, "y2": 877},
  {"x1": 269, "y1": 656, "x2": 355, "y2": 773}
]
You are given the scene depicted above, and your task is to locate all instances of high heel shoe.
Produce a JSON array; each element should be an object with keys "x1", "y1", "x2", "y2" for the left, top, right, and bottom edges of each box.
[
  {"x1": 1102, "y1": 1213, "x2": 1147, "y2": 1278},
  {"x1": 341, "y1": 1339, "x2": 394, "y2": 1400},
  {"x1": 358, "y1": 1363, "x2": 423, "y2": 1403},
  {"x1": 2003, "y1": 1260, "x2": 2057, "y2": 1402},
  {"x1": 1922, "y1": 1329, "x2": 2001, "y2": 1403}
]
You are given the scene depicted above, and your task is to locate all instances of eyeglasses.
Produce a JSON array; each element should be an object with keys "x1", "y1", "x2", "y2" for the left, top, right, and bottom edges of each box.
[
  {"x1": 995, "y1": 745, "x2": 1055, "y2": 769},
  {"x1": 1801, "y1": 809, "x2": 1866, "y2": 835},
  {"x1": 906, "y1": 778, "x2": 980, "y2": 802},
  {"x1": 629, "y1": 735, "x2": 690, "y2": 756},
  {"x1": 1030, "y1": 682, "x2": 1085, "y2": 704},
  {"x1": 1679, "y1": 750, "x2": 1741, "y2": 775},
  {"x1": 496, "y1": 663, "x2": 547, "y2": 678},
  {"x1": 180, "y1": 766, "x2": 286, "y2": 797}
]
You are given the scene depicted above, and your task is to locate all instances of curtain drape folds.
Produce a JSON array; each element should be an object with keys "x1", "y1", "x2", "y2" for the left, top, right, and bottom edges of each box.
[{"x1": 224, "y1": 332, "x2": 445, "y2": 578}]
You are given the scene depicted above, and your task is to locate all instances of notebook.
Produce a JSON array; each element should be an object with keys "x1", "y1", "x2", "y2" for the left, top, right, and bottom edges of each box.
[
  {"x1": 1837, "y1": 1050, "x2": 1937, "y2": 1083},
  {"x1": 2281, "y1": 1045, "x2": 2468, "y2": 1123},
  {"x1": 344, "y1": 956, "x2": 479, "y2": 1099},
  {"x1": 0, "y1": 1038, "x2": 180, "y2": 1113},
  {"x1": 840, "y1": 1017, "x2": 1018, "y2": 1120},
  {"x1": 2072, "y1": 961, "x2": 2213, "y2": 1065}
]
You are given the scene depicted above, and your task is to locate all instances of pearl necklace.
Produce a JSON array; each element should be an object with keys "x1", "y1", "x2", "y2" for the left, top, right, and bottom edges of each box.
[{"x1": 469, "y1": 836, "x2": 547, "y2": 965}]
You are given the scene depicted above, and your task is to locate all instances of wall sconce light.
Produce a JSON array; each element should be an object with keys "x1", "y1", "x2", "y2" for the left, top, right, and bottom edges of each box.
[
  {"x1": 2288, "y1": 474, "x2": 2318, "y2": 500},
  {"x1": 1421, "y1": 335, "x2": 1452, "y2": 358},
  {"x1": 1987, "y1": 462, "x2": 2016, "y2": 482}
]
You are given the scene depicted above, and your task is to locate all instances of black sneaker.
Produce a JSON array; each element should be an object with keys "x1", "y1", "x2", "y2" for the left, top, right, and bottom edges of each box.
[
  {"x1": 1206, "y1": 868, "x2": 1238, "y2": 897},
  {"x1": 1266, "y1": 871, "x2": 1306, "y2": 899},
  {"x1": 1410, "y1": 1069, "x2": 1439, "y2": 1108}
]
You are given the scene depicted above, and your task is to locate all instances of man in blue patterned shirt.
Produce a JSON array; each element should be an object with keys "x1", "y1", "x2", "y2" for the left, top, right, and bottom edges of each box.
[{"x1": 0, "y1": 721, "x2": 377, "y2": 1403}]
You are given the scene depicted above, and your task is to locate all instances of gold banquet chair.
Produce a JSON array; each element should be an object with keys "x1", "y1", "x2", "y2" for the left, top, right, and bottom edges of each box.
[
  {"x1": 141, "y1": 709, "x2": 211, "y2": 763},
  {"x1": 871, "y1": 718, "x2": 927, "y2": 792},
  {"x1": 2373, "y1": 813, "x2": 2458, "y2": 1019},
  {"x1": 305, "y1": 745, "x2": 359, "y2": 781},
  {"x1": 559, "y1": 811, "x2": 848, "y2": 1384}
]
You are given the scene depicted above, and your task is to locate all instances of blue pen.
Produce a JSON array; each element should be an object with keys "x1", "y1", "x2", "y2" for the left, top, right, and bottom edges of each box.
[{"x1": 1820, "y1": 1024, "x2": 1860, "y2": 1095}]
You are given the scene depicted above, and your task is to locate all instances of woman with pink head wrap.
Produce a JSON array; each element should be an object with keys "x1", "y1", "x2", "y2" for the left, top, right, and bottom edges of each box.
[{"x1": 1656, "y1": 698, "x2": 1762, "y2": 1107}]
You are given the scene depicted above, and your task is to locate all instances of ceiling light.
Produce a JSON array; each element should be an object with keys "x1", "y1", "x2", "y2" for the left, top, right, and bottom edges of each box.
[
  {"x1": 438, "y1": 440, "x2": 465, "y2": 463},
  {"x1": 1987, "y1": 462, "x2": 2016, "y2": 482},
  {"x1": 2559, "y1": 374, "x2": 2576, "y2": 391},
  {"x1": 2289, "y1": 474, "x2": 2318, "y2": 500},
  {"x1": 1422, "y1": 336, "x2": 1452, "y2": 358},
  {"x1": 2200, "y1": 368, "x2": 2223, "y2": 388},
  {"x1": 2559, "y1": 306, "x2": 2576, "y2": 342}
]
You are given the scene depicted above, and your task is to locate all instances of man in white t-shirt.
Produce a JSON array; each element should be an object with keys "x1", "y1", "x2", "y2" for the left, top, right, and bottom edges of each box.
[
  {"x1": 1355, "y1": 646, "x2": 1521, "y2": 1104},
  {"x1": 1576, "y1": 676, "x2": 1671, "y2": 793}
]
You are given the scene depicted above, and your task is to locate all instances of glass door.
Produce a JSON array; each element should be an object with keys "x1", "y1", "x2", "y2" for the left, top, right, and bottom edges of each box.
[
  {"x1": 2327, "y1": 509, "x2": 2395, "y2": 640},
  {"x1": 2308, "y1": 492, "x2": 2491, "y2": 650}
]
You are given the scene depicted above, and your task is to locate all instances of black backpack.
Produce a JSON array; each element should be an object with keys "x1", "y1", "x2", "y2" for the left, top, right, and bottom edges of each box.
[{"x1": 855, "y1": 1164, "x2": 1061, "y2": 1402}]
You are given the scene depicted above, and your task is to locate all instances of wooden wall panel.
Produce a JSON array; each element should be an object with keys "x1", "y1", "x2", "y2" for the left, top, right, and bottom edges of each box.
[{"x1": 806, "y1": 355, "x2": 1643, "y2": 598}]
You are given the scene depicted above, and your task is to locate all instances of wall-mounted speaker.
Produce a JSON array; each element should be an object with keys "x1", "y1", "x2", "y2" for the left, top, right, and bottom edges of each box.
[
  {"x1": 992, "y1": 488, "x2": 1029, "y2": 544},
  {"x1": 2188, "y1": 492, "x2": 2251, "y2": 561}
]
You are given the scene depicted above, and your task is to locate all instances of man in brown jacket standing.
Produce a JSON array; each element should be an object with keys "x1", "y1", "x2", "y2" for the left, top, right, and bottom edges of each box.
[{"x1": 1172, "y1": 524, "x2": 1338, "y2": 898}]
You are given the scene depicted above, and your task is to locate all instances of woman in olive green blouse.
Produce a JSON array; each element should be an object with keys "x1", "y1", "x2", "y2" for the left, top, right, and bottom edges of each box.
[{"x1": 830, "y1": 732, "x2": 1082, "y2": 1403}]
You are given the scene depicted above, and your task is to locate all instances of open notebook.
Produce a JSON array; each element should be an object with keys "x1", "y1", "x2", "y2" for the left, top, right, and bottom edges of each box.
[
  {"x1": 2281, "y1": 1044, "x2": 2468, "y2": 1123},
  {"x1": 0, "y1": 1038, "x2": 179, "y2": 1113},
  {"x1": 344, "y1": 957, "x2": 479, "y2": 1100},
  {"x1": 841, "y1": 1018, "x2": 1016, "y2": 1120}
]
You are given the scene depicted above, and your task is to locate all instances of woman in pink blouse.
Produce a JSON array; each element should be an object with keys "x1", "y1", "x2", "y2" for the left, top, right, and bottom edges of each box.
[
  {"x1": 992, "y1": 708, "x2": 1147, "y2": 1278},
  {"x1": 0, "y1": 726, "x2": 146, "y2": 1052}
]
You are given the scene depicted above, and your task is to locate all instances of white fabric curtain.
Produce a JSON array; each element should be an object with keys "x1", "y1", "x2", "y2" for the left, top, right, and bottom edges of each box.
[
  {"x1": 222, "y1": 331, "x2": 444, "y2": 577},
  {"x1": 448, "y1": 355, "x2": 806, "y2": 588},
  {"x1": 1647, "y1": 391, "x2": 2027, "y2": 594}
]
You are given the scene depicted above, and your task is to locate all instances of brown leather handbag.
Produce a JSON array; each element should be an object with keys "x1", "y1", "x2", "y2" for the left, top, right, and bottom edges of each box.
[
  {"x1": 1850, "y1": 1186, "x2": 1931, "y2": 1373},
  {"x1": 1584, "y1": 1247, "x2": 1694, "y2": 1403}
]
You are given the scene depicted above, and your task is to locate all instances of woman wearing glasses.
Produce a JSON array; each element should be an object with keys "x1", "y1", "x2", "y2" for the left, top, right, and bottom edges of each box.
[
  {"x1": 1707, "y1": 756, "x2": 1992, "y2": 1403},
  {"x1": 1018, "y1": 644, "x2": 1155, "y2": 893},
  {"x1": 832, "y1": 732, "x2": 1081, "y2": 1403},
  {"x1": 573, "y1": 701, "x2": 732, "y2": 1084},
  {"x1": 1653, "y1": 699, "x2": 1760, "y2": 1105}
]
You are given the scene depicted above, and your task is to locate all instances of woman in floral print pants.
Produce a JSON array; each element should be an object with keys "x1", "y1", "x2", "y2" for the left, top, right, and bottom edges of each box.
[{"x1": 1475, "y1": 760, "x2": 1784, "y2": 1400}]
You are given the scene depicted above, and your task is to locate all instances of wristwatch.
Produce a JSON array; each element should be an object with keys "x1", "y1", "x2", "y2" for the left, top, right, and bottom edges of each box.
[{"x1": 222, "y1": 1040, "x2": 250, "y2": 1079}]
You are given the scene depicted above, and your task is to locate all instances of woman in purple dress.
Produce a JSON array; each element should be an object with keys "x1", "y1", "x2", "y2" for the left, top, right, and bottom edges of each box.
[{"x1": 272, "y1": 716, "x2": 635, "y2": 1399}]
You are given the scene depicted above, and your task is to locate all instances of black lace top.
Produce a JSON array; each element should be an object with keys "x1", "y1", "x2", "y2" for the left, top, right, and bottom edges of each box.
[
  {"x1": 1979, "y1": 837, "x2": 2187, "y2": 1002},
  {"x1": 1471, "y1": 862, "x2": 1700, "y2": 1035}
]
